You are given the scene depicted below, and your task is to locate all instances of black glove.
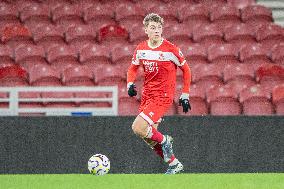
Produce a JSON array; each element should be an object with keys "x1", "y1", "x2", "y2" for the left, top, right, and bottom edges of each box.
[
  {"x1": 128, "y1": 84, "x2": 137, "y2": 97},
  {"x1": 179, "y1": 94, "x2": 191, "y2": 113}
]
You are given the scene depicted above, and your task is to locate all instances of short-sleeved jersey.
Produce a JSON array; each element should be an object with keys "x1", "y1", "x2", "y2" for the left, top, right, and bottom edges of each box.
[{"x1": 132, "y1": 39, "x2": 186, "y2": 100}]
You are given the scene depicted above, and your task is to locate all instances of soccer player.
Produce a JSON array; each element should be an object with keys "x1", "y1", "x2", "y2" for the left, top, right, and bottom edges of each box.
[{"x1": 127, "y1": 13, "x2": 191, "y2": 174}]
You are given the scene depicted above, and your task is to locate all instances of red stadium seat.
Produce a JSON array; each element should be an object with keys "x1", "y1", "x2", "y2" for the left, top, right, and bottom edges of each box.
[
  {"x1": 20, "y1": 4, "x2": 51, "y2": 27},
  {"x1": 225, "y1": 78, "x2": 256, "y2": 95},
  {"x1": 0, "y1": 65, "x2": 28, "y2": 86},
  {"x1": 241, "y1": 5, "x2": 273, "y2": 28},
  {"x1": 119, "y1": 97, "x2": 140, "y2": 116},
  {"x1": 75, "y1": 0, "x2": 97, "y2": 11},
  {"x1": 192, "y1": 63, "x2": 223, "y2": 82},
  {"x1": 41, "y1": 92, "x2": 76, "y2": 108},
  {"x1": 98, "y1": 24, "x2": 129, "y2": 46},
  {"x1": 115, "y1": 3, "x2": 145, "y2": 30},
  {"x1": 0, "y1": 45, "x2": 14, "y2": 67},
  {"x1": 227, "y1": 0, "x2": 256, "y2": 9},
  {"x1": 118, "y1": 86, "x2": 129, "y2": 99},
  {"x1": 163, "y1": 23, "x2": 192, "y2": 46},
  {"x1": 272, "y1": 84, "x2": 284, "y2": 115},
  {"x1": 195, "y1": 0, "x2": 226, "y2": 5},
  {"x1": 15, "y1": 45, "x2": 45, "y2": 64},
  {"x1": 42, "y1": 0, "x2": 71, "y2": 12},
  {"x1": 79, "y1": 44, "x2": 111, "y2": 66},
  {"x1": 83, "y1": 3, "x2": 115, "y2": 30},
  {"x1": 128, "y1": 24, "x2": 147, "y2": 45},
  {"x1": 207, "y1": 85, "x2": 241, "y2": 115},
  {"x1": 192, "y1": 64, "x2": 223, "y2": 92},
  {"x1": 176, "y1": 82, "x2": 208, "y2": 115},
  {"x1": 32, "y1": 24, "x2": 65, "y2": 50},
  {"x1": 239, "y1": 43, "x2": 272, "y2": 70},
  {"x1": 192, "y1": 24, "x2": 224, "y2": 48},
  {"x1": 182, "y1": 44, "x2": 208, "y2": 66},
  {"x1": 149, "y1": 4, "x2": 178, "y2": 27},
  {"x1": 224, "y1": 23, "x2": 256, "y2": 49},
  {"x1": 178, "y1": 4, "x2": 210, "y2": 28},
  {"x1": 79, "y1": 44, "x2": 111, "y2": 70},
  {"x1": 255, "y1": 23, "x2": 284, "y2": 51},
  {"x1": 62, "y1": 65, "x2": 95, "y2": 86},
  {"x1": 111, "y1": 45, "x2": 136, "y2": 70},
  {"x1": 15, "y1": 0, "x2": 41, "y2": 12},
  {"x1": 207, "y1": 43, "x2": 239, "y2": 69},
  {"x1": 46, "y1": 44, "x2": 79, "y2": 72},
  {"x1": 1, "y1": 24, "x2": 33, "y2": 48},
  {"x1": 223, "y1": 64, "x2": 255, "y2": 85},
  {"x1": 135, "y1": 0, "x2": 162, "y2": 12},
  {"x1": 0, "y1": 2, "x2": 20, "y2": 26},
  {"x1": 239, "y1": 85, "x2": 273, "y2": 115},
  {"x1": 271, "y1": 44, "x2": 284, "y2": 66},
  {"x1": 29, "y1": 64, "x2": 61, "y2": 86},
  {"x1": 256, "y1": 64, "x2": 284, "y2": 91},
  {"x1": 95, "y1": 64, "x2": 126, "y2": 86},
  {"x1": 52, "y1": 4, "x2": 83, "y2": 28},
  {"x1": 210, "y1": 5, "x2": 241, "y2": 29},
  {"x1": 65, "y1": 25, "x2": 97, "y2": 52}
]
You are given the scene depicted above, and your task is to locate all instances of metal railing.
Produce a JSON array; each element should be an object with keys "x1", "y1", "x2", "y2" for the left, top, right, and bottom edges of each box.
[{"x1": 0, "y1": 86, "x2": 118, "y2": 116}]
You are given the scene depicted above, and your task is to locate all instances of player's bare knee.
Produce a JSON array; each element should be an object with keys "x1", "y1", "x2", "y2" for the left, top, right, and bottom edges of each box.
[{"x1": 132, "y1": 116, "x2": 148, "y2": 137}]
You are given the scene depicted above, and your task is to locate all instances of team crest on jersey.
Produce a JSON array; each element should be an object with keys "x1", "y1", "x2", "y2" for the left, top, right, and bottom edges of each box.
[{"x1": 158, "y1": 52, "x2": 165, "y2": 61}]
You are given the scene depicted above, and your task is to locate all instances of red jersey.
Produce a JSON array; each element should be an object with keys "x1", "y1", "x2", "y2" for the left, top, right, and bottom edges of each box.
[{"x1": 132, "y1": 39, "x2": 186, "y2": 100}]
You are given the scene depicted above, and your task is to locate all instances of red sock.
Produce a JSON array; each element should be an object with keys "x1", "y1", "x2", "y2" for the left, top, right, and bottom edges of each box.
[
  {"x1": 153, "y1": 143, "x2": 164, "y2": 159},
  {"x1": 168, "y1": 155, "x2": 176, "y2": 164},
  {"x1": 148, "y1": 126, "x2": 164, "y2": 143}
]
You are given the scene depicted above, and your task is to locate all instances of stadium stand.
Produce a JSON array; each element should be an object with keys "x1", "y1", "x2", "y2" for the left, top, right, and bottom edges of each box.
[
  {"x1": 272, "y1": 84, "x2": 284, "y2": 115},
  {"x1": 0, "y1": 45, "x2": 14, "y2": 67},
  {"x1": 224, "y1": 23, "x2": 256, "y2": 48},
  {"x1": 0, "y1": 65, "x2": 29, "y2": 86},
  {"x1": 19, "y1": 3, "x2": 51, "y2": 27},
  {"x1": 271, "y1": 43, "x2": 284, "y2": 65},
  {"x1": 29, "y1": 64, "x2": 62, "y2": 86},
  {"x1": 0, "y1": 2, "x2": 20, "y2": 27},
  {"x1": 0, "y1": 0, "x2": 283, "y2": 116},
  {"x1": 206, "y1": 85, "x2": 241, "y2": 115},
  {"x1": 239, "y1": 84, "x2": 274, "y2": 115}
]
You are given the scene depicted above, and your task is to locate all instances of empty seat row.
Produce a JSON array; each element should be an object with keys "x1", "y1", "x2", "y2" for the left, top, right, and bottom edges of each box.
[
  {"x1": 1, "y1": 21, "x2": 283, "y2": 52},
  {"x1": 2, "y1": 42, "x2": 284, "y2": 72},
  {"x1": 1, "y1": 1, "x2": 266, "y2": 26}
]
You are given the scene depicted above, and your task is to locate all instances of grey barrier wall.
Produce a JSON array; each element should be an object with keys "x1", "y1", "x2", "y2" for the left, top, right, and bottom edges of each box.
[{"x1": 0, "y1": 116, "x2": 283, "y2": 174}]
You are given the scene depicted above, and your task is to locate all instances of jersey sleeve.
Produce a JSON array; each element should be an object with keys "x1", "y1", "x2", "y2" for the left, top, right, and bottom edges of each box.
[
  {"x1": 131, "y1": 46, "x2": 140, "y2": 65},
  {"x1": 170, "y1": 45, "x2": 186, "y2": 67}
]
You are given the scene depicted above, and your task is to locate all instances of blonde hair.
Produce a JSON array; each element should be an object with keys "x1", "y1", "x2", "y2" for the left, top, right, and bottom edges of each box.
[{"x1": 143, "y1": 13, "x2": 164, "y2": 27}]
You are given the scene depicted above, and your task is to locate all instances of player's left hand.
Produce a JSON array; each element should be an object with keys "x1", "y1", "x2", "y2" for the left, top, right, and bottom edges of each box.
[
  {"x1": 127, "y1": 83, "x2": 137, "y2": 97},
  {"x1": 179, "y1": 93, "x2": 191, "y2": 113}
]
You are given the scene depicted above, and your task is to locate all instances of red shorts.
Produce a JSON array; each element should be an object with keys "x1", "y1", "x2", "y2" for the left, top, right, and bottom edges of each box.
[{"x1": 138, "y1": 94, "x2": 172, "y2": 125}]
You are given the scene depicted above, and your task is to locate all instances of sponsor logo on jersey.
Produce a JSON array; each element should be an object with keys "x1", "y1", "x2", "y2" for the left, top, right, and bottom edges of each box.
[{"x1": 143, "y1": 60, "x2": 158, "y2": 73}]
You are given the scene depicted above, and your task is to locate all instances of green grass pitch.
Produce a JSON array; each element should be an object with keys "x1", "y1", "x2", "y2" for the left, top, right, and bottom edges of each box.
[{"x1": 1, "y1": 173, "x2": 283, "y2": 189}]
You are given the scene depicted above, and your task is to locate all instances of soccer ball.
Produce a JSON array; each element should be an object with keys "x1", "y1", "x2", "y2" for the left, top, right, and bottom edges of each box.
[{"x1": 88, "y1": 154, "x2": 110, "y2": 175}]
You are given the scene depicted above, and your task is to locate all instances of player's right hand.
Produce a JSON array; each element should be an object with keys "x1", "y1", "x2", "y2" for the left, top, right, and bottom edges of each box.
[{"x1": 127, "y1": 83, "x2": 137, "y2": 97}]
